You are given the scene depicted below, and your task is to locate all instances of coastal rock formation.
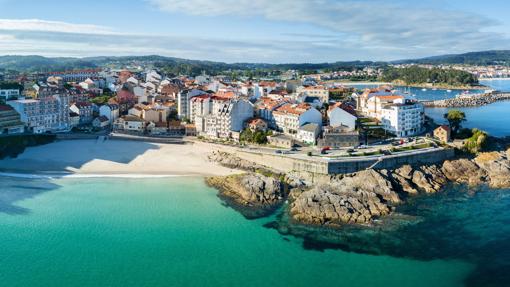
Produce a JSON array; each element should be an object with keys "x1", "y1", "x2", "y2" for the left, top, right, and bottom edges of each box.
[
  {"x1": 442, "y1": 159, "x2": 486, "y2": 186},
  {"x1": 474, "y1": 152, "x2": 510, "y2": 188},
  {"x1": 289, "y1": 169, "x2": 397, "y2": 226},
  {"x1": 290, "y1": 183, "x2": 391, "y2": 226},
  {"x1": 205, "y1": 173, "x2": 284, "y2": 218},
  {"x1": 207, "y1": 149, "x2": 510, "y2": 226},
  {"x1": 208, "y1": 151, "x2": 266, "y2": 172}
]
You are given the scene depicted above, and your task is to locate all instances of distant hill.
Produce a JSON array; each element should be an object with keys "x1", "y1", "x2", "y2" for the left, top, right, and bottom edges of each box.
[
  {"x1": 0, "y1": 55, "x2": 383, "y2": 75},
  {"x1": 394, "y1": 50, "x2": 510, "y2": 65},
  {"x1": 2, "y1": 50, "x2": 508, "y2": 76}
]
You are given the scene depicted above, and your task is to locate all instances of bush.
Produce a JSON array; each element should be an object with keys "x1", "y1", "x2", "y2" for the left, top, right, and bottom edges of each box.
[{"x1": 464, "y1": 129, "x2": 488, "y2": 154}]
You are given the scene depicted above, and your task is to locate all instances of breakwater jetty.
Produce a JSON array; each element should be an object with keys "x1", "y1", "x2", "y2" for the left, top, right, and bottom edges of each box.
[{"x1": 421, "y1": 92, "x2": 510, "y2": 108}]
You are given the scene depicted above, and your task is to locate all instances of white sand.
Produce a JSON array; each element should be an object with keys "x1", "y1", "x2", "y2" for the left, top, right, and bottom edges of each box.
[{"x1": 0, "y1": 139, "x2": 240, "y2": 177}]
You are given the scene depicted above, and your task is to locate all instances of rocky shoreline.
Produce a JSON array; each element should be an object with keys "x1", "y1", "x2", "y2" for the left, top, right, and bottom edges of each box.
[{"x1": 207, "y1": 149, "x2": 510, "y2": 227}]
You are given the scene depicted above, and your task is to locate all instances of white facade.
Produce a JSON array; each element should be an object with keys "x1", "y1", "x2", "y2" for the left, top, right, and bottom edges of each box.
[
  {"x1": 273, "y1": 104, "x2": 322, "y2": 136},
  {"x1": 0, "y1": 89, "x2": 20, "y2": 101},
  {"x1": 328, "y1": 107, "x2": 356, "y2": 131},
  {"x1": 203, "y1": 99, "x2": 254, "y2": 139},
  {"x1": 99, "y1": 104, "x2": 120, "y2": 124},
  {"x1": 7, "y1": 93, "x2": 70, "y2": 134},
  {"x1": 380, "y1": 102, "x2": 425, "y2": 137},
  {"x1": 297, "y1": 123, "x2": 320, "y2": 144},
  {"x1": 178, "y1": 89, "x2": 206, "y2": 119}
]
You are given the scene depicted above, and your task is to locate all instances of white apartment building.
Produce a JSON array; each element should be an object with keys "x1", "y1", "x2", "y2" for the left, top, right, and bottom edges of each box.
[
  {"x1": 203, "y1": 99, "x2": 253, "y2": 139},
  {"x1": 380, "y1": 100, "x2": 425, "y2": 137},
  {"x1": 0, "y1": 89, "x2": 21, "y2": 102},
  {"x1": 178, "y1": 89, "x2": 207, "y2": 119},
  {"x1": 191, "y1": 94, "x2": 254, "y2": 139},
  {"x1": 8, "y1": 93, "x2": 70, "y2": 134}
]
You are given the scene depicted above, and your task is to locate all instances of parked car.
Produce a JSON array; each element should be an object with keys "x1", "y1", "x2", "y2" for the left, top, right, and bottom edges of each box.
[{"x1": 275, "y1": 150, "x2": 282, "y2": 154}]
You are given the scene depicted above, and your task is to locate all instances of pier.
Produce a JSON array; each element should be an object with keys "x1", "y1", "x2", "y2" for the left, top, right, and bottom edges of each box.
[{"x1": 420, "y1": 92, "x2": 510, "y2": 108}]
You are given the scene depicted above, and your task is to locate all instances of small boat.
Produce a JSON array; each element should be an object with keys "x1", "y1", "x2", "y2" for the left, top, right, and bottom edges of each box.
[
  {"x1": 421, "y1": 88, "x2": 427, "y2": 91},
  {"x1": 432, "y1": 88, "x2": 438, "y2": 91},
  {"x1": 446, "y1": 89, "x2": 452, "y2": 93}
]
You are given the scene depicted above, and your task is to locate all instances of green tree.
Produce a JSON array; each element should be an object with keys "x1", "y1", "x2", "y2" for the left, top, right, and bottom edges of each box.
[
  {"x1": 444, "y1": 110, "x2": 466, "y2": 137},
  {"x1": 464, "y1": 129, "x2": 488, "y2": 154}
]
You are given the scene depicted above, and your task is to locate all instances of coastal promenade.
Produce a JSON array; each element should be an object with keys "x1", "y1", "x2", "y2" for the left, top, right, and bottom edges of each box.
[
  {"x1": 217, "y1": 145, "x2": 455, "y2": 175},
  {"x1": 421, "y1": 92, "x2": 510, "y2": 108}
]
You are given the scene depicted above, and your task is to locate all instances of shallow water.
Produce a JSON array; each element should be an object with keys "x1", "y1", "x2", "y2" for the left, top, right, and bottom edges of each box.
[{"x1": 0, "y1": 176, "x2": 472, "y2": 287}]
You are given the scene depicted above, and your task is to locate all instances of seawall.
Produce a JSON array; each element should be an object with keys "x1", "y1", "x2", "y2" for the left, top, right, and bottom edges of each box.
[{"x1": 220, "y1": 146, "x2": 455, "y2": 175}]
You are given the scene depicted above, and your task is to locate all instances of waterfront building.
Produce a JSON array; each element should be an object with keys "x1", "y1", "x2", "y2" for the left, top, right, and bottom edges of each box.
[
  {"x1": 267, "y1": 134, "x2": 296, "y2": 148},
  {"x1": 380, "y1": 99, "x2": 425, "y2": 137},
  {"x1": 246, "y1": 118, "x2": 268, "y2": 132},
  {"x1": 203, "y1": 99, "x2": 254, "y2": 139},
  {"x1": 93, "y1": 116, "x2": 110, "y2": 129},
  {"x1": 0, "y1": 88, "x2": 21, "y2": 102},
  {"x1": 328, "y1": 103, "x2": 357, "y2": 131},
  {"x1": 70, "y1": 102, "x2": 94, "y2": 125},
  {"x1": 99, "y1": 104, "x2": 120, "y2": 124},
  {"x1": 434, "y1": 125, "x2": 451, "y2": 143},
  {"x1": 7, "y1": 88, "x2": 70, "y2": 134},
  {"x1": 145, "y1": 108, "x2": 167, "y2": 123},
  {"x1": 178, "y1": 89, "x2": 207, "y2": 119},
  {"x1": 0, "y1": 105, "x2": 25, "y2": 134},
  {"x1": 318, "y1": 125, "x2": 360, "y2": 148},
  {"x1": 273, "y1": 103, "x2": 322, "y2": 136},
  {"x1": 297, "y1": 123, "x2": 321, "y2": 145},
  {"x1": 69, "y1": 112, "x2": 80, "y2": 128},
  {"x1": 114, "y1": 115, "x2": 146, "y2": 132}
]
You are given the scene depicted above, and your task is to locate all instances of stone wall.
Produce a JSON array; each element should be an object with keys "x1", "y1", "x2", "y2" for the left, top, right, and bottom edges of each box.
[{"x1": 229, "y1": 147, "x2": 455, "y2": 175}]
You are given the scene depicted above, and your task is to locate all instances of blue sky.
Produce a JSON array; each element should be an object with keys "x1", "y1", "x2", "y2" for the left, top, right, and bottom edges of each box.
[{"x1": 0, "y1": 0, "x2": 509, "y2": 63}]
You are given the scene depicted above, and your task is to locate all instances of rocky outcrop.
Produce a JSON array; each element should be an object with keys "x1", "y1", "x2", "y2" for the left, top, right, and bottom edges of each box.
[
  {"x1": 207, "y1": 149, "x2": 510, "y2": 227},
  {"x1": 288, "y1": 151, "x2": 510, "y2": 227},
  {"x1": 290, "y1": 184, "x2": 391, "y2": 227},
  {"x1": 289, "y1": 169, "x2": 398, "y2": 226},
  {"x1": 208, "y1": 151, "x2": 267, "y2": 172},
  {"x1": 474, "y1": 152, "x2": 510, "y2": 188},
  {"x1": 442, "y1": 159, "x2": 486, "y2": 186},
  {"x1": 206, "y1": 173, "x2": 285, "y2": 218}
]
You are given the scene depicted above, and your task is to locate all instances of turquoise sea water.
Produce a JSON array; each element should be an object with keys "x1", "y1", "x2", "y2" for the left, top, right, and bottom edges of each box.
[{"x1": 0, "y1": 176, "x2": 473, "y2": 287}]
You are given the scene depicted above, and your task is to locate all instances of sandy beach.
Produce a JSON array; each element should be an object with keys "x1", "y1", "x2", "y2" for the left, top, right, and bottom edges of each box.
[{"x1": 0, "y1": 139, "x2": 241, "y2": 177}]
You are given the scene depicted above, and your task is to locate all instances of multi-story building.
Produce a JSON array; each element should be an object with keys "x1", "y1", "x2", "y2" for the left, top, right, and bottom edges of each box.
[
  {"x1": 203, "y1": 99, "x2": 254, "y2": 139},
  {"x1": 0, "y1": 88, "x2": 21, "y2": 102},
  {"x1": 273, "y1": 103, "x2": 322, "y2": 136},
  {"x1": 70, "y1": 102, "x2": 94, "y2": 125},
  {"x1": 254, "y1": 97, "x2": 285, "y2": 129},
  {"x1": 178, "y1": 89, "x2": 207, "y2": 119},
  {"x1": 0, "y1": 105, "x2": 25, "y2": 134},
  {"x1": 7, "y1": 89, "x2": 70, "y2": 134},
  {"x1": 191, "y1": 94, "x2": 254, "y2": 139},
  {"x1": 380, "y1": 99, "x2": 425, "y2": 137}
]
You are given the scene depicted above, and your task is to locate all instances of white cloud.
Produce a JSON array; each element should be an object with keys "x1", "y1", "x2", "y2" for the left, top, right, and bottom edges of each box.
[
  {"x1": 0, "y1": 19, "x2": 116, "y2": 35},
  {"x1": 149, "y1": 0, "x2": 509, "y2": 58}
]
